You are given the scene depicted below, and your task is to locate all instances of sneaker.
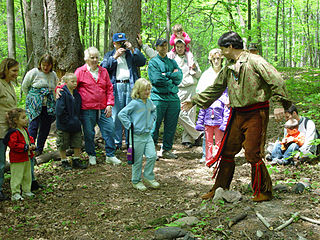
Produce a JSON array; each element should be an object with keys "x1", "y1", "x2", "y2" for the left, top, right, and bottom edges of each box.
[
  {"x1": 61, "y1": 160, "x2": 72, "y2": 170},
  {"x1": 22, "y1": 192, "x2": 35, "y2": 198},
  {"x1": 265, "y1": 153, "x2": 272, "y2": 161},
  {"x1": 89, "y1": 155, "x2": 96, "y2": 165},
  {"x1": 144, "y1": 178, "x2": 160, "y2": 189},
  {"x1": 11, "y1": 193, "x2": 24, "y2": 201},
  {"x1": 106, "y1": 156, "x2": 121, "y2": 165},
  {"x1": 72, "y1": 158, "x2": 87, "y2": 169},
  {"x1": 132, "y1": 182, "x2": 147, "y2": 191},
  {"x1": 199, "y1": 157, "x2": 206, "y2": 164},
  {"x1": 0, "y1": 190, "x2": 8, "y2": 201},
  {"x1": 31, "y1": 180, "x2": 44, "y2": 191},
  {"x1": 162, "y1": 150, "x2": 178, "y2": 159}
]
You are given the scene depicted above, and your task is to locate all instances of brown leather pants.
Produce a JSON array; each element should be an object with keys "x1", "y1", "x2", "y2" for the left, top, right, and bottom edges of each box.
[{"x1": 213, "y1": 108, "x2": 272, "y2": 195}]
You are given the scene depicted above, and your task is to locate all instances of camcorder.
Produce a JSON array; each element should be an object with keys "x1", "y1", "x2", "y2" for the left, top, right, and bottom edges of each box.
[{"x1": 120, "y1": 42, "x2": 126, "y2": 49}]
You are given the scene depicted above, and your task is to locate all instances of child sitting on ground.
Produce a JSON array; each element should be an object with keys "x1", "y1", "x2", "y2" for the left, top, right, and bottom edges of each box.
[
  {"x1": 3, "y1": 108, "x2": 36, "y2": 201},
  {"x1": 56, "y1": 73, "x2": 86, "y2": 170},
  {"x1": 271, "y1": 118, "x2": 305, "y2": 165},
  {"x1": 169, "y1": 24, "x2": 195, "y2": 74},
  {"x1": 118, "y1": 78, "x2": 159, "y2": 191}
]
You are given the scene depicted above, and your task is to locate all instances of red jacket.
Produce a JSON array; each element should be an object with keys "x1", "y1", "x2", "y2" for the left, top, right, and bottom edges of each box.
[
  {"x1": 4, "y1": 128, "x2": 35, "y2": 163},
  {"x1": 75, "y1": 64, "x2": 114, "y2": 110}
]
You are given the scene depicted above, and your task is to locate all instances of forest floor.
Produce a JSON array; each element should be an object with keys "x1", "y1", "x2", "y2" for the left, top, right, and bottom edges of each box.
[{"x1": 1, "y1": 69, "x2": 320, "y2": 239}]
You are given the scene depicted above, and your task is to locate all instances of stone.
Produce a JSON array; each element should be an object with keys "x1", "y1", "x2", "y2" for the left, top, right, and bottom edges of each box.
[
  {"x1": 154, "y1": 227, "x2": 188, "y2": 240},
  {"x1": 173, "y1": 216, "x2": 199, "y2": 227},
  {"x1": 293, "y1": 183, "x2": 305, "y2": 194},
  {"x1": 273, "y1": 184, "x2": 289, "y2": 192},
  {"x1": 212, "y1": 187, "x2": 224, "y2": 202},
  {"x1": 222, "y1": 190, "x2": 242, "y2": 203}
]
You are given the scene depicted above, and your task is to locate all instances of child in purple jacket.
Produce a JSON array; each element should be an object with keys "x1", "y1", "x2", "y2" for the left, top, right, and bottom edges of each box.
[{"x1": 195, "y1": 89, "x2": 230, "y2": 164}]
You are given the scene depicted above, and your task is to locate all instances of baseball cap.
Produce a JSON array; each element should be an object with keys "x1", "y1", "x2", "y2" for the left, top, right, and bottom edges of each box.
[
  {"x1": 156, "y1": 38, "x2": 167, "y2": 46},
  {"x1": 284, "y1": 119, "x2": 299, "y2": 128},
  {"x1": 113, "y1": 33, "x2": 127, "y2": 42}
]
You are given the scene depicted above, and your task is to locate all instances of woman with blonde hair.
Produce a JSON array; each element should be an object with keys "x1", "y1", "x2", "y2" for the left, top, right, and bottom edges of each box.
[
  {"x1": 118, "y1": 78, "x2": 159, "y2": 191},
  {"x1": 0, "y1": 58, "x2": 19, "y2": 200}
]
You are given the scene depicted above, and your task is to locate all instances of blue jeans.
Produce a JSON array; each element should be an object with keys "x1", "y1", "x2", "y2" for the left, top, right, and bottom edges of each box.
[
  {"x1": 202, "y1": 133, "x2": 206, "y2": 159},
  {"x1": 112, "y1": 83, "x2": 132, "y2": 148},
  {"x1": 152, "y1": 100, "x2": 180, "y2": 151},
  {"x1": 0, "y1": 139, "x2": 6, "y2": 191},
  {"x1": 28, "y1": 106, "x2": 55, "y2": 154},
  {"x1": 271, "y1": 142, "x2": 300, "y2": 164},
  {"x1": 132, "y1": 134, "x2": 157, "y2": 184},
  {"x1": 80, "y1": 109, "x2": 116, "y2": 157}
]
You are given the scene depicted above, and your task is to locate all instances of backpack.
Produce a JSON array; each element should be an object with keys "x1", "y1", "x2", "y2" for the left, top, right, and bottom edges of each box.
[{"x1": 304, "y1": 117, "x2": 320, "y2": 155}]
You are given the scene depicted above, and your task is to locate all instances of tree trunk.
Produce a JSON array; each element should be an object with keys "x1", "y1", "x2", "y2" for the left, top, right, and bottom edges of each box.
[
  {"x1": 22, "y1": 0, "x2": 33, "y2": 67},
  {"x1": 282, "y1": 0, "x2": 286, "y2": 66},
  {"x1": 289, "y1": 3, "x2": 292, "y2": 67},
  {"x1": 31, "y1": 0, "x2": 46, "y2": 66},
  {"x1": 109, "y1": 0, "x2": 141, "y2": 49},
  {"x1": 274, "y1": 0, "x2": 280, "y2": 62},
  {"x1": 257, "y1": 0, "x2": 262, "y2": 55},
  {"x1": 103, "y1": 0, "x2": 109, "y2": 53},
  {"x1": 7, "y1": 0, "x2": 16, "y2": 59},
  {"x1": 248, "y1": 0, "x2": 251, "y2": 42},
  {"x1": 46, "y1": 0, "x2": 84, "y2": 77},
  {"x1": 166, "y1": 0, "x2": 171, "y2": 48},
  {"x1": 236, "y1": 4, "x2": 247, "y2": 48},
  {"x1": 96, "y1": 0, "x2": 100, "y2": 50}
]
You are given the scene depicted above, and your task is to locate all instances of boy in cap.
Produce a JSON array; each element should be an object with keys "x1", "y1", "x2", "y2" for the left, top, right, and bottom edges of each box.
[
  {"x1": 101, "y1": 33, "x2": 146, "y2": 150},
  {"x1": 271, "y1": 118, "x2": 305, "y2": 165}
]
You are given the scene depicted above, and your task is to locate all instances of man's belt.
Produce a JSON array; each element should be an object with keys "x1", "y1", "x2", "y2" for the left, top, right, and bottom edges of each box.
[{"x1": 116, "y1": 79, "x2": 129, "y2": 83}]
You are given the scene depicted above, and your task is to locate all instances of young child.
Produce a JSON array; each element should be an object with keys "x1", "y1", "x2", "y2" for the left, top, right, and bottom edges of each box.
[
  {"x1": 271, "y1": 118, "x2": 305, "y2": 165},
  {"x1": 55, "y1": 73, "x2": 86, "y2": 170},
  {"x1": 195, "y1": 89, "x2": 230, "y2": 165},
  {"x1": 169, "y1": 24, "x2": 195, "y2": 74},
  {"x1": 3, "y1": 108, "x2": 35, "y2": 201},
  {"x1": 118, "y1": 78, "x2": 158, "y2": 191}
]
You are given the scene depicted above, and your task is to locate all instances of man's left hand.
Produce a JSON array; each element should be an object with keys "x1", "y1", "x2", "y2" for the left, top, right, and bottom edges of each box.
[
  {"x1": 105, "y1": 106, "x2": 112, "y2": 118},
  {"x1": 274, "y1": 107, "x2": 285, "y2": 121}
]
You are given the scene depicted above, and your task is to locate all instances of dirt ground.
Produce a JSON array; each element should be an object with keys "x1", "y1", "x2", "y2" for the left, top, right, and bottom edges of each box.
[{"x1": 0, "y1": 112, "x2": 320, "y2": 240}]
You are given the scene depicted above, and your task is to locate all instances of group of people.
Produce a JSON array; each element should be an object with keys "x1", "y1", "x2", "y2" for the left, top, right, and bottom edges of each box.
[{"x1": 0, "y1": 26, "x2": 317, "y2": 202}]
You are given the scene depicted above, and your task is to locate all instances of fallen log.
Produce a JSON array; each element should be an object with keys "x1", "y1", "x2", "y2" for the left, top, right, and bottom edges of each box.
[
  {"x1": 255, "y1": 211, "x2": 273, "y2": 231},
  {"x1": 300, "y1": 216, "x2": 320, "y2": 225},
  {"x1": 275, "y1": 212, "x2": 300, "y2": 231},
  {"x1": 228, "y1": 212, "x2": 248, "y2": 228}
]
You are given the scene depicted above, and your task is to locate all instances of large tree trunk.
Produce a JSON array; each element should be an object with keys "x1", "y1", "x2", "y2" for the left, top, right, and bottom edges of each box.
[
  {"x1": 22, "y1": 0, "x2": 33, "y2": 68},
  {"x1": 103, "y1": 0, "x2": 110, "y2": 53},
  {"x1": 31, "y1": 0, "x2": 46, "y2": 66},
  {"x1": 282, "y1": 0, "x2": 286, "y2": 67},
  {"x1": 109, "y1": 0, "x2": 141, "y2": 49},
  {"x1": 7, "y1": 0, "x2": 16, "y2": 59},
  {"x1": 46, "y1": 0, "x2": 84, "y2": 77},
  {"x1": 96, "y1": 0, "x2": 100, "y2": 50}
]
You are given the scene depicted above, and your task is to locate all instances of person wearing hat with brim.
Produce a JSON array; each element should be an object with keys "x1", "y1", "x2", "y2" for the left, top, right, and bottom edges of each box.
[
  {"x1": 248, "y1": 43, "x2": 259, "y2": 55},
  {"x1": 166, "y1": 38, "x2": 202, "y2": 149},
  {"x1": 148, "y1": 38, "x2": 183, "y2": 159},
  {"x1": 101, "y1": 33, "x2": 146, "y2": 150},
  {"x1": 270, "y1": 118, "x2": 305, "y2": 165}
]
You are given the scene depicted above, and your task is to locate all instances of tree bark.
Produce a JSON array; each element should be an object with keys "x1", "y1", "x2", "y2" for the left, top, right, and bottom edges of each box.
[
  {"x1": 22, "y1": 0, "x2": 33, "y2": 67},
  {"x1": 257, "y1": 0, "x2": 262, "y2": 55},
  {"x1": 109, "y1": 0, "x2": 142, "y2": 49},
  {"x1": 103, "y1": 0, "x2": 110, "y2": 53},
  {"x1": 46, "y1": 0, "x2": 84, "y2": 77},
  {"x1": 282, "y1": 0, "x2": 286, "y2": 66},
  {"x1": 166, "y1": 0, "x2": 171, "y2": 48},
  {"x1": 274, "y1": 0, "x2": 280, "y2": 62},
  {"x1": 248, "y1": 0, "x2": 251, "y2": 42},
  {"x1": 31, "y1": 0, "x2": 46, "y2": 66},
  {"x1": 7, "y1": 0, "x2": 16, "y2": 59},
  {"x1": 96, "y1": 0, "x2": 100, "y2": 50}
]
